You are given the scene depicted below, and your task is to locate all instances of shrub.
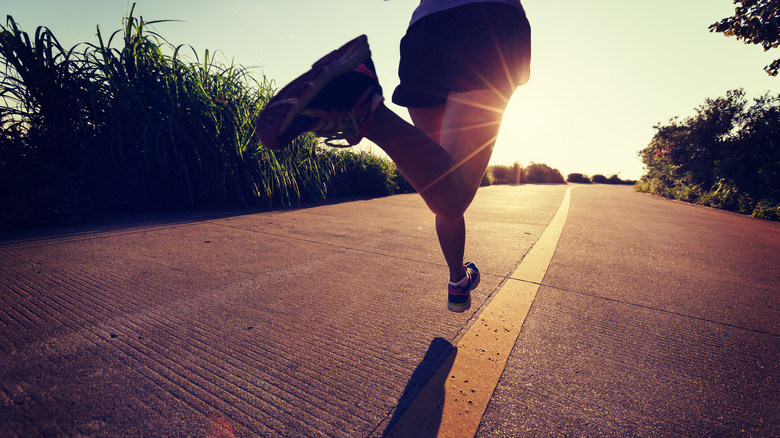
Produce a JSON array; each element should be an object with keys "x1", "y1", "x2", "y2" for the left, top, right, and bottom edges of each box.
[
  {"x1": 488, "y1": 162, "x2": 524, "y2": 185},
  {"x1": 324, "y1": 149, "x2": 399, "y2": 198},
  {"x1": 636, "y1": 89, "x2": 779, "y2": 220},
  {"x1": 752, "y1": 198, "x2": 780, "y2": 220},
  {"x1": 525, "y1": 162, "x2": 565, "y2": 184},
  {"x1": 566, "y1": 173, "x2": 591, "y2": 183}
]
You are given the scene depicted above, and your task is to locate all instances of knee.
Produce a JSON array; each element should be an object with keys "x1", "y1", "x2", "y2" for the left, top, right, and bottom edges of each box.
[
  {"x1": 431, "y1": 196, "x2": 470, "y2": 221},
  {"x1": 436, "y1": 207, "x2": 464, "y2": 222},
  {"x1": 418, "y1": 175, "x2": 478, "y2": 220}
]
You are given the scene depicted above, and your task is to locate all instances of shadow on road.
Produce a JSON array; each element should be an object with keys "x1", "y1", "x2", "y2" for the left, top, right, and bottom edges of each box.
[{"x1": 382, "y1": 337, "x2": 456, "y2": 437}]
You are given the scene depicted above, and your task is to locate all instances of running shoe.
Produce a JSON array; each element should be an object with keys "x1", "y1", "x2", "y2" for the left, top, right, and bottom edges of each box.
[
  {"x1": 448, "y1": 262, "x2": 480, "y2": 313},
  {"x1": 256, "y1": 34, "x2": 384, "y2": 149}
]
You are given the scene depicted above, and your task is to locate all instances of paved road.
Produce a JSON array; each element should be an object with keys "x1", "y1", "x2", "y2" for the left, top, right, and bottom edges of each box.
[
  {"x1": 478, "y1": 186, "x2": 779, "y2": 437},
  {"x1": 0, "y1": 185, "x2": 777, "y2": 437}
]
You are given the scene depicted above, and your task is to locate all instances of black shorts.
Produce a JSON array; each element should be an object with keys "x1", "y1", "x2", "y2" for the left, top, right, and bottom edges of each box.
[{"x1": 392, "y1": 2, "x2": 532, "y2": 108}]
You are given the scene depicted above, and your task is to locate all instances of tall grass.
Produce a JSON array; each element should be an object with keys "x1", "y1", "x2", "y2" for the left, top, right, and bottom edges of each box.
[
  {"x1": 1, "y1": 7, "x2": 377, "y2": 228},
  {"x1": 1, "y1": 15, "x2": 97, "y2": 225}
]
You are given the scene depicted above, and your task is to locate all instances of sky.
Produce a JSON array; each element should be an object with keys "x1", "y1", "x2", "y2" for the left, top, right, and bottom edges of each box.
[{"x1": 4, "y1": 0, "x2": 779, "y2": 180}]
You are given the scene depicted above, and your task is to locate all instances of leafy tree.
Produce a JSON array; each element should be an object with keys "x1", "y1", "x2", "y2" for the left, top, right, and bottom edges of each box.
[
  {"x1": 637, "y1": 89, "x2": 780, "y2": 219},
  {"x1": 709, "y1": 0, "x2": 780, "y2": 76}
]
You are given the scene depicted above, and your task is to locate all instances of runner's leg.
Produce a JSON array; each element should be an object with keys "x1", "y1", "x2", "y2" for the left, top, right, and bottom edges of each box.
[
  {"x1": 363, "y1": 104, "x2": 470, "y2": 220},
  {"x1": 404, "y1": 105, "x2": 468, "y2": 283},
  {"x1": 409, "y1": 88, "x2": 513, "y2": 282}
]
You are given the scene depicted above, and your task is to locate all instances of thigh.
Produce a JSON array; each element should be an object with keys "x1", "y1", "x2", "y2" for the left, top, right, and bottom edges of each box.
[
  {"x1": 440, "y1": 88, "x2": 513, "y2": 192},
  {"x1": 408, "y1": 105, "x2": 445, "y2": 144}
]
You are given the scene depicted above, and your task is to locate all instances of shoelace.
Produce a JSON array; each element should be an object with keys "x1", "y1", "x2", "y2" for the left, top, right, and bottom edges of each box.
[
  {"x1": 296, "y1": 107, "x2": 361, "y2": 147},
  {"x1": 322, "y1": 111, "x2": 362, "y2": 147},
  {"x1": 302, "y1": 88, "x2": 377, "y2": 147}
]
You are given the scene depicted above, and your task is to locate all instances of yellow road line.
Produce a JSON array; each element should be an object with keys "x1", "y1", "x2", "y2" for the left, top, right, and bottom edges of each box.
[{"x1": 387, "y1": 186, "x2": 574, "y2": 438}]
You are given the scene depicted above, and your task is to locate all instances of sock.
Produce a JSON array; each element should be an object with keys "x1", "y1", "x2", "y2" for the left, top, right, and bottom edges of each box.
[{"x1": 450, "y1": 273, "x2": 469, "y2": 288}]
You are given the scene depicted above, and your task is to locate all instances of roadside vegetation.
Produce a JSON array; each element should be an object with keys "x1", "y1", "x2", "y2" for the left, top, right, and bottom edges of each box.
[
  {"x1": 636, "y1": 89, "x2": 780, "y2": 220},
  {"x1": 566, "y1": 172, "x2": 636, "y2": 185},
  {"x1": 482, "y1": 162, "x2": 566, "y2": 185},
  {"x1": 632, "y1": 0, "x2": 780, "y2": 221},
  {"x1": 0, "y1": 10, "x2": 412, "y2": 229},
  {"x1": 0, "y1": 8, "x2": 611, "y2": 230}
]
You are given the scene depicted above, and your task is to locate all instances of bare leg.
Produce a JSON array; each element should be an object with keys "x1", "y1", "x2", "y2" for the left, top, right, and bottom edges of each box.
[
  {"x1": 402, "y1": 105, "x2": 465, "y2": 282},
  {"x1": 436, "y1": 215, "x2": 468, "y2": 281},
  {"x1": 364, "y1": 87, "x2": 511, "y2": 218},
  {"x1": 363, "y1": 104, "x2": 471, "y2": 220},
  {"x1": 409, "y1": 89, "x2": 513, "y2": 282}
]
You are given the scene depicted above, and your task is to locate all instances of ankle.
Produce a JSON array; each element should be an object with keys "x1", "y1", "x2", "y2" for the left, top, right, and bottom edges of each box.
[{"x1": 449, "y1": 268, "x2": 468, "y2": 285}]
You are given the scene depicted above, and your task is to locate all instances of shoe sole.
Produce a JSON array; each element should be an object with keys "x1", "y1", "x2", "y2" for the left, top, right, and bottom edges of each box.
[
  {"x1": 448, "y1": 296, "x2": 472, "y2": 313},
  {"x1": 256, "y1": 35, "x2": 371, "y2": 149}
]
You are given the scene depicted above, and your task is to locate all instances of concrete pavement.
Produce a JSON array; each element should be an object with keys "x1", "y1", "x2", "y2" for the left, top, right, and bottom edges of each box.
[
  {"x1": 0, "y1": 184, "x2": 778, "y2": 437},
  {"x1": 478, "y1": 186, "x2": 780, "y2": 437}
]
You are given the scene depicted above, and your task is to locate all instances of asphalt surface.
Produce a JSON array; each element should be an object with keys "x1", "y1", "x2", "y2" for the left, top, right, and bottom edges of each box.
[{"x1": 1, "y1": 184, "x2": 778, "y2": 437}]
